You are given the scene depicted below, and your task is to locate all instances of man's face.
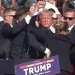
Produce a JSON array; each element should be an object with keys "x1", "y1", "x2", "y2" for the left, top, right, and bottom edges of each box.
[
  {"x1": 64, "y1": 11, "x2": 75, "y2": 27},
  {"x1": 6, "y1": 11, "x2": 16, "y2": 24},
  {"x1": 39, "y1": 12, "x2": 53, "y2": 28},
  {"x1": 37, "y1": 0, "x2": 46, "y2": 8}
]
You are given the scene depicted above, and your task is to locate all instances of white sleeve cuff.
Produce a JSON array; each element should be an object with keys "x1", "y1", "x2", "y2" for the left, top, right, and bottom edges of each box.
[
  {"x1": 25, "y1": 15, "x2": 31, "y2": 24},
  {"x1": 34, "y1": 12, "x2": 39, "y2": 15},
  {"x1": 44, "y1": 48, "x2": 50, "y2": 54}
]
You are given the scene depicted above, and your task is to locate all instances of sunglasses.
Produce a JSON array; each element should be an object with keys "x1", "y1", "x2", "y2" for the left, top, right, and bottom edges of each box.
[
  {"x1": 64, "y1": 17, "x2": 75, "y2": 20},
  {"x1": 6, "y1": 15, "x2": 17, "y2": 18}
]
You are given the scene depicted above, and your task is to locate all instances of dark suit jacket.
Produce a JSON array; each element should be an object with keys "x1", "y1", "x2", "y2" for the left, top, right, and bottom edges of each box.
[
  {"x1": 1, "y1": 19, "x2": 27, "y2": 39},
  {"x1": 29, "y1": 15, "x2": 47, "y2": 59},
  {"x1": 29, "y1": 26, "x2": 72, "y2": 72},
  {"x1": 29, "y1": 15, "x2": 38, "y2": 27},
  {"x1": 28, "y1": 32, "x2": 46, "y2": 59},
  {"x1": 0, "y1": 21, "x2": 12, "y2": 59},
  {"x1": 67, "y1": 25, "x2": 75, "y2": 67},
  {"x1": 2, "y1": 19, "x2": 46, "y2": 59},
  {"x1": 1, "y1": 19, "x2": 28, "y2": 59}
]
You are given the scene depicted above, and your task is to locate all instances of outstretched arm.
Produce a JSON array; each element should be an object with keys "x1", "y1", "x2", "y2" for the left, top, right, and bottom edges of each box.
[{"x1": 28, "y1": 32, "x2": 51, "y2": 58}]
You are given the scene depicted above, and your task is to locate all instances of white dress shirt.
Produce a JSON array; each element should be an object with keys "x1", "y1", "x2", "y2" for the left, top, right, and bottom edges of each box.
[
  {"x1": 68, "y1": 23, "x2": 75, "y2": 32},
  {"x1": 50, "y1": 26, "x2": 56, "y2": 33},
  {"x1": 10, "y1": 24, "x2": 13, "y2": 27},
  {"x1": 25, "y1": 15, "x2": 31, "y2": 24}
]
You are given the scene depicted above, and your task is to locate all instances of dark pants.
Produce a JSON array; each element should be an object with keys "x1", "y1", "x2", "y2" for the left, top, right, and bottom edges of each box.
[
  {"x1": 0, "y1": 39, "x2": 11, "y2": 59},
  {"x1": 70, "y1": 52, "x2": 75, "y2": 72}
]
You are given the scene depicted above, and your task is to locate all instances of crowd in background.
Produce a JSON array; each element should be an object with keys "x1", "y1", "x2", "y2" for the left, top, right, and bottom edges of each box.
[{"x1": 0, "y1": 0, "x2": 75, "y2": 75}]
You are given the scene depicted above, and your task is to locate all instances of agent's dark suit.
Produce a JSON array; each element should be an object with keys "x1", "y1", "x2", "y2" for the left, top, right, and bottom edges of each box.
[
  {"x1": 2, "y1": 18, "x2": 46, "y2": 59},
  {"x1": 29, "y1": 26, "x2": 73, "y2": 73},
  {"x1": 10, "y1": 19, "x2": 45, "y2": 59},
  {"x1": 29, "y1": 15, "x2": 37, "y2": 27},
  {"x1": 29, "y1": 15, "x2": 47, "y2": 58},
  {"x1": 67, "y1": 25, "x2": 75, "y2": 74},
  {"x1": 0, "y1": 21, "x2": 11, "y2": 59},
  {"x1": 10, "y1": 20, "x2": 29, "y2": 59},
  {"x1": 1, "y1": 19, "x2": 28, "y2": 59},
  {"x1": 28, "y1": 31, "x2": 46, "y2": 59}
]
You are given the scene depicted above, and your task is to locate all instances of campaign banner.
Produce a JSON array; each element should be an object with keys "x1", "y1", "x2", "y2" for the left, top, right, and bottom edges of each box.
[{"x1": 15, "y1": 55, "x2": 60, "y2": 75}]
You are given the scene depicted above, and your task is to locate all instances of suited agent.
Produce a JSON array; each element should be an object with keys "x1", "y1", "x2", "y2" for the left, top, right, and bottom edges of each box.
[
  {"x1": 0, "y1": 8, "x2": 17, "y2": 60},
  {"x1": 64, "y1": 8, "x2": 75, "y2": 32},
  {"x1": 10, "y1": 6, "x2": 30, "y2": 59},
  {"x1": 1, "y1": 7, "x2": 30, "y2": 60},
  {"x1": 63, "y1": 8, "x2": 75, "y2": 74}
]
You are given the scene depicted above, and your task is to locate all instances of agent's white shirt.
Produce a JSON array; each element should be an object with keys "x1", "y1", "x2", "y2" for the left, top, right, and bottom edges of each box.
[
  {"x1": 50, "y1": 25, "x2": 56, "y2": 33},
  {"x1": 10, "y1": 24, "x2": 13, "y2": 27},
  {"x1": 68, "y1": 23, "x2": 75, "y2": 32}
]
